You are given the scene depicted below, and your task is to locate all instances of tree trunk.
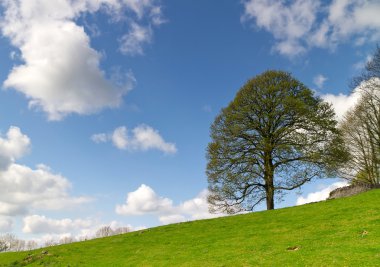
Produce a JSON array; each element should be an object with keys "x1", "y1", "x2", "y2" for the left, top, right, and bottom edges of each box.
[
  {"x1": 264, "y1": 154, "x2": 275, "y2": 210},
  {"x1": 264, "y1": 147, "x2": 275, "y2": 210},
  {"x1": 265, "y1": 182, "x2": 275, "y2": 210}
]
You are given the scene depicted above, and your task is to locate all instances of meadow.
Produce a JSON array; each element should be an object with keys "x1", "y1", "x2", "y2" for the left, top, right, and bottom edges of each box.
[{"x1": 0, "y1": 190, "x2": 379, "y2": 266}]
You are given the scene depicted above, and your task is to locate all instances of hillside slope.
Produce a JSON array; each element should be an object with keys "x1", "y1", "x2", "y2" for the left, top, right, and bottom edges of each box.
[{"x1": 1, "y1": 190, "x2": 380, "y2": 266}]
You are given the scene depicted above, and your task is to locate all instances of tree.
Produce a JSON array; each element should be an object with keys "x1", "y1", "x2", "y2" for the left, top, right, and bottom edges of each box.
[
  {"x1": 59, "y1": 236, "x2": 75, "y2": 245},
  {"x1": 207, "y1": 70, "x2": 347, "y2": 212},
  {"x1": 0, "y1": 240, "x2": 8, "y2": 252},
  {"x1": 0, "y1": 233, "x2": 24, "y2": 252},
  {"x1": 26, "y1": 240, "x2": 38, "y2": 251},
  {"x1": 95, "y1": 226, "x2": 114, "y2": 238},
  {"x1": 113, "y1": 227, "x2": 130, "y2": 235},
  {"x1": 340, "y1": 47, "x2": 380, "y2": 184}
]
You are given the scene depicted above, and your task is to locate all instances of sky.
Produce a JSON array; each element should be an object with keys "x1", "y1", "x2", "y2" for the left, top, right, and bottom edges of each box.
[{"x1": 0, "y1": 0, "x2": 379, "y2": 243}]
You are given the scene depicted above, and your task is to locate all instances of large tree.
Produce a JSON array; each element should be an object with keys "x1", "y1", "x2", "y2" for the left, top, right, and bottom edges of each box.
[
  {"x1": 207, "y1": 70, "x2": 347, "y2": 212},
  {"x1": 340, "y1": 47, "x2": 380, "y2": 184}
]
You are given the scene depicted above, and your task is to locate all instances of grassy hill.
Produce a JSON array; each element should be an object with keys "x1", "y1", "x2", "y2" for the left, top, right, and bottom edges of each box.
[{"x1": 1, "y1": 190, "x2": 380, "y2": 266}]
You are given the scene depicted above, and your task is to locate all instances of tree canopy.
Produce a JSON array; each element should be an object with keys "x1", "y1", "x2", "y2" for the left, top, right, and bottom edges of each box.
[
  {"x1": 207, "y1": 70, "x2": 347, "y2": 212},
  {"x1": 340, "y1": 46, "x2": 380, "y2": 184}
]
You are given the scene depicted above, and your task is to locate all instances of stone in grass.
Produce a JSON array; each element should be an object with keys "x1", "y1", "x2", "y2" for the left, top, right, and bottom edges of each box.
[
  {"x1": 286, "y1": 246, "x2": 300, "y2": 251},
  {"x1": 361, "y1": 230, "x2": 369, "y2": 237}
]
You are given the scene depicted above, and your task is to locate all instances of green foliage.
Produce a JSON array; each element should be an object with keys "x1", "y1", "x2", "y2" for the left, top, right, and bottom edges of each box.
[
  {"x1": 1, "y1": 190, "x2": 380, "y2": 266},
  {"x1": 207, "y1": 70, "x2": 347, "y2": 211}
]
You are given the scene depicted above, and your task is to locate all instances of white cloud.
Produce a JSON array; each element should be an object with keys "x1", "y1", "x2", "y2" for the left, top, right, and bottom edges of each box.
[
  {"x1": 177, "y1": 190, "x2": 221, "y2": 221},
  {"x1": 24, "y1": 217, "x2": 146, "y2": 245},
  {"x1": 9, "y1": 51, "x2": 18, "y2": 60},
  {"x1": 149, "y1": 6, "x2": 166, "y2": 26},
  {"x1": 296, "y1": 181, "x2": 348, "y2": 205},
  {"x1": 0, "y1": 126, "x2": 91, "y2": 216},
  {"x1": 321, "y1": 90, "x2": 360, "y2": 121},
  {"x1": 0, "y1": 217, "x2": 13, "y2": 232},
  {"x1": 0, "y1": 126, "x2": 30, "y2": 170},
  {"x1": 321, "y1": 59, "x2": 380, "y2": 121},
  {"x1": 116, "y1": 185, "x2": 224, "y2": 225},
  {"x1": 313, "y1": 74, "x2": 328, "y2": 89},
  {"x1": 91, "y1": 133, "x2": 108, "y2": 143},
  {"x1": 23, "y1": 215, "x2": 93, "y2": 234},
  {"x1": 0, "y1": 162, "x2": 91, "y2": 216},
  {"x1": 116, "y1": 184, "x2": 173, "y2": 215},
  {"x1": 242, "y1": 0, "x2": 319, "y2": 57},
  {"x1": 119, "y1": 23, "x2": 152, "y2": 56},
  {"x1": 0, "y1": 1, "x2": 127, "y2": 120},
  {"x1": 111, "y1": 126, "x2": 129, "y2": 149},
  {"x1": 322, "y1": 77, "x2": 380, "y2": 120},
  {"x1": 159, "y1": 214, "x2": 186, "y2": 225},
  {"x1": 0, "y1": 0, "x2": 163, "y2": 120},
  {"x1": 131, "y1": 125, "x2": 177, "y2": 153},
  {"x1": 121, "y1": 0, "x2": 160, "y2": 19},
  {"x1": 242, "y1": 0, "x2": 380, "y2": 57},
  {"x1": 92, "y1": 125, "x2": 177, "y2": 154}
]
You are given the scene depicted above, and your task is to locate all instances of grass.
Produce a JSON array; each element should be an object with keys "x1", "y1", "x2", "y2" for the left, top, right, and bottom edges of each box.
[{"x1": 1, "y1": 190, "x2": 380, "y2": 266}]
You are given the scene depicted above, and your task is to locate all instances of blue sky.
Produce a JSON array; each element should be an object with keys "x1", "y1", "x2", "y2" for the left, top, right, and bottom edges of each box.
[{"x1": 0, "y1": 0, "x2": 379, "y2": 243}]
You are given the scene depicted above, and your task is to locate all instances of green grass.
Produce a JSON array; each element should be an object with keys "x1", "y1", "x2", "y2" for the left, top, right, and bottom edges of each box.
[{"x1": 1, "y1": 190, "x2": 380, "y2": 266}]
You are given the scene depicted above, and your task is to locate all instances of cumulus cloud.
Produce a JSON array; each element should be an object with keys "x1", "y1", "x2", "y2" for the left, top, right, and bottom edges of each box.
[
  {"x1": 0, "y1": 161, "x2": 91, "y2": 217},
  {"x1": 23, "y1": 215, "x2": 93, "y2": 234},
  {"x1": 116, "y1": 184, "x2": 173, "y2": 215},
  {"x1": 0, "y1": 126, "x2": 30, "y2": 170},
  {"x1": 296, "y1": 181, "x2": 348, "y2": 205},
  {"x1": 177, "y1": 190, "x2": 221, "y2": 221},
  {"x1": 111, "y1": 126, "x2": 129, "y2": 150},
  {"x1": 313, "y1": 74, "x2": 328, "y2": 89},
  {"x1": 321, "y1": 76, "x2": 380, "y2": 121},
  {"x1": 159, "y1": 214, "x2": 186, "y2": 225},
  {"x1": 116, "y1": 185, "x2": 224, "y2": 225},
  {"x1": 321, "y1": 92, "x2": 360, "y2": 121},
  {"x1": 0, "y1": 0, "x2": 163, "y2": 120},
  {"x1": 92, "y1": 125, "x2": 177, "y2": 154},
  {"x1": 0, "y1": 217, "x2": 13, "y2": 232},
  {"x1": 0, "y1": 126, "x2": 91, "y2": 216},
  {"x1": 242, "y1": 0, "x2": 380, "y2": 57}
]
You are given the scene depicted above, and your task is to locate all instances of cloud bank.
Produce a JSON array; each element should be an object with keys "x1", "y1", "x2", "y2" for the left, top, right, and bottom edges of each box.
[
  {"x1": 242, "y1": 0, "x2": 380, "y2": 57},
  {"x1": 23, "y1": 215, "x2": 93, "y2": 234},
  {"x1": 116, "y1": 184, "x2": 223, "y2": 225},
  {"x1": 0, "y1": 126, "x2": 91, "y2": 218}
]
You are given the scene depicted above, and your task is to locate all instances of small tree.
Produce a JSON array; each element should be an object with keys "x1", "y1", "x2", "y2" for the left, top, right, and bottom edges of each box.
[
  {"x1": 0, "y1": 234, "x2": 15, "y2": 252},
  {"x1": 26, "y1": 240, "x2": 38, "y2": 251},
  {"x1": 207, "y1": 70, "x2": 347, "y2": 212},
  {"x1": 0, "y1": 240, "x2": 8, "y2": 252},
  {"x1": 95, "y1": 226, "x2": 114, "y2": 238},
  {"x1": 59, "y1": 236, "x2": 75, "y2": 245},
  {"x1": 340, "y1": 46, "x2": 380, "y2": 184},
  {"x1": 113, "y1": 227, "x2": 130, "y2": 235}
]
